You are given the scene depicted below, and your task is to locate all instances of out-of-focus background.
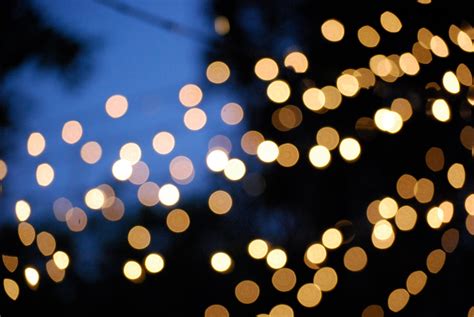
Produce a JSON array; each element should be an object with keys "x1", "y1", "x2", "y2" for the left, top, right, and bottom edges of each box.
[{"x1": 0, "y1": 0, "x2": 473, "y2": 316}]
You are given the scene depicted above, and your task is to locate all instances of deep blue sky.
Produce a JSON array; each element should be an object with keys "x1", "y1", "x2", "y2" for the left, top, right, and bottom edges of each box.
[{"x1": 2, "y1": 0, "x2": 245, "y2": 226}]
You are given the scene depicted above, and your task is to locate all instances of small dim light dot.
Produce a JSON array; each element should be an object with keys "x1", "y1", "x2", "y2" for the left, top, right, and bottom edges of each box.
[
  {"x1": 255, "y1": 58, "x2": 279, "y2": 81},
  {"x1": 206, "y1": 61, "x2": 230, "y2": 84},
  {"x1": 266, "y1": 248, "x2": 287, "y2": 269},
  {"x1": 414, "y1": 178, "x2": 435, "y2": 203},
  {"x1": 112, "y1": 159, "x2": 133, "y2": 181},
  {"x1": 241, "y1": 130, "x2": 264, "y2": 155},
  {"x1": 362, "y1": 305, "x2": 384, "y2": 317},
  {"x1": 322, "y1": 228, "x2": 343, "y2": 249},
  {"x1": 267, "y1": 80, "x2": 290, "y2": 103},
  {"x1": 211, "y1": 252, "x2": 232, "y2": 273},
  {"x1": 62, "y1": 120, "x2": 83, "y2": 144},
  {"x1": 321, "y1": 19, "x2": 345, "y2": 42},
  {"x1": 24, "y1": 267, "x2": 40, "y2": 287},
  {"x1": 426, "y1": 249, "x2": 446, "y2": 274},
  {"x1": 214, "y1": 16, "x2": 230, "y2": 35},
  {"x1": 123, "y1": 260, "x2": 142, "y2": 281},
  {"x1": 248, "y1": 239, "x2": 269, "y2": 259},
  {"x1": 309, "y1": 145, "x2": 331, "y2": 169},
  {"x1": 105, "y1": 94, "x2": 128, "y2": 118},
  {"x1": 206, "y1": 149, "x2": 229, "y2": 172},
  {"x1": 36, "y1": 163, "x2": 54, "y2": 187},
  {"x1": 144, "y1": 253, "x2": 165, "y2": 273},
  {"x1": 339, "y1": 137, "x2": 361, "y2": 161},
  {"x1": 15, "y1": 200, "x2": 31, "y2": 222},
  {"x1": 53, "y1": 251, "x2": 70, "y2": 270},
  {"x1": 257, "y1": 140, "x2": 279, "y2": 163}
]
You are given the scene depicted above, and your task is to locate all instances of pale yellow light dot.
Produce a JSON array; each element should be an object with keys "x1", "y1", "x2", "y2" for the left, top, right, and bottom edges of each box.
[
  {"x1": 158, "y1": 184, "x2": 180, "y2": 206},
  {"x1": 406, "y1": 270, "x2": 427, "y2": 295},
  {"x1": 284, "y1": 51, "x2": 308, "y2": 73},
  {"x1": 184, "y1": 108, "x2": 207, "y2": 131},
  {"x1": 166, "y1": 208, "x2": 190, "y2": 233},
  {"x1": 430, "y1": 36, "x2": 449, "y2": 57},
  {"x1": 336, "y1": 74, "x2": 359, "y2": 97},
  {"x1": 442, "y1": 71, "x2": 460, "y2": 94},
  {"x1": 27, "y1": 132, "x2": 46, "y2": 157},
  {"x1": 313, "y1": 267, "x2": 338, "y2": 292},
  {"x1": 248, "y1": 239, "x2": 269, "y2": 259},
  {"x1": 24, "y1": 267, "x2": 40, "y2": 287},
  {"x1": 105, "y1": 94, "x2": 128, "y2": 118},
  {"x1": 322, "y1": 228, "x2": 342, "y2": 249},
  {"x1": 302, "y1": 88, "x2": 325, "y2": 111},
  {"x1": 84, "y1": 188, "x2": 105, "y2": 210},
  {"x1": 119, "y1": 143, "x2": 141, "y2": 165},
  {"x1": 123, "y1": 260, "x2": 142, "y2": 280},
  {"x1": 373, "y1": 219, "x2": 393, "y2": 240},
  {"x1": 306, "y1": 243, "x2": 327, "y2": 264},
  {"x1": 128, "y1": 225, "x2": 151, "y2": 250},
  {"x1": 211, "y1": 252, "x2": 232, "y2": 273},
  {"x1": 374, "y1": 108, "x2": 403, "y2": 133},
  {"x1": 3, "y1": 279, "x2": 19, "y2": 300},
  {"x1": 466, "y1": 194, "x2": 474, "y2": 215},
  {"x1": 266, "y1": 248, "x2": 287, "y2": 269},
  {"x1": 152, "y1": 131, "x2": 175, "y2": 155},
  {"x1": 388, "y1": 288, "x2": 410, "y2": 312},
  {"x1": 395, "y1": 205, "x2": 417, "y2": 231},
  {"x1": 270, "y1": 304, "x2": 294, "y2": 317},
  {"x1": 144, "y1": 253, "x2": 165, "y2": 273},
  {"x1": 426, "y1": 207, "x2": 444, "y2": 229},
  {"x1": 53, "y1": 251, "x2": 70, "y2": 270},
  {"x1": 267, "y1": 80, "x2": 290, "y2": 103},
  {"x1": 343, "y1": 246, "x2": 368, "y2": 272},
  {"x1": 255, "y1": 58, "x2": 279, "y2": 81},
  {"x1": 235, "y1": 280, "x2": 260, "y2": 304},
  {"x1": 206, "y1": 149, "x2": 229, "y2": 172},
  {"x1": 214, "y1": 16, "x2": 229, "y2": 35},
  {"x1": 380, "y1": 11, "x2": 402, "y2": 33},
  {"x1": 439, "y1": 201, "x2": 454, "y2": 223},
  {"x1": 457, "y1": 31, "x2": 474, "y2": 52},
  {"x1": 0, "y1": 159, "x2": 7, "y2": 180},
  {"x1": 112, "y1": 159, "x2": 133, "y2": 181},
  {"x1": 432, "y1": 99, "x2": 450, "y2": 122},
  {"x1": 379, "y1": 197, "x2": 398, "y2": 219},
  {"x1": 322, "y1": 86, "x2": 342, "y2": 109},
  {"x1": 206, "y1": 61, "x2": 230, "y2": 84},
  {"x1": 309, "y1": 145, "x2": 331, "y2": 169},
  {"x1": 297, "y1": 283, "x2": 322, "y2": 307},
  {"x1": 15, "y1": 200, "x2": 31, "y2": 222},
  {"x1": 179, "y1": 84, "x2": 202, "y2": 107},
  {"x1": 61, "y1": 120, "x2": 83, "y2": 144},
  {"x1": 272, "y1": 268, "x2": 297, "y2": 292},
  {"x1": 223, "y1": 158, "x2": 246, "y2": 181},
  {"x1": 357, "y1": 25, "x2": 380, "y2": 48},
  {"x1": 80, "y1": 141, "x2": 102, "y2": 164},
  {"x1": 257, "y1": 140, "x2": 279, "y2": 163},
  {"x1": 339, "y1": 137, "x2": 361, "y2": 161},
  {"x1": 36, "y1": 163, "x2": 54, "y2": 187},
  {"x1": 447, "y1": 163, "x2": 465, "y2": 189},
  {"x1": 399, "y1": 53, "x2": 420, "y2": 75},
  {"x1": 321, "y1": 19, "x2": 345, "y2": 42}
]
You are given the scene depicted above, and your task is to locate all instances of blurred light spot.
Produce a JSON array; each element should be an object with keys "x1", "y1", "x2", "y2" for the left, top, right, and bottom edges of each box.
[
  {"x1": 235, "y1": 280, "x2": 260, "y2": 304},
  {"x1": 2, "y1": 255, "x2": 18, "y2": 273},
  {"x1": 211, "y1": 252, "x2": 232, "y2": 273},
  {"x1": 53, "y1": 251, "x2": 70, "y2": 270},
  {"x1": 120, "y1": 143, "x2": 141, "y2": 165},
  {"x1": 123, "y1": 260, "x2": 142, "y2": 281},
  {"x1": 374, "y1": 108, "x2": 403, "y2": 133},
  {"x1": 380, "y1": 11, "x2": 402, "y2": 33},
  {"x1": 3, "y1": 279, "x2": 19, "y2": 300},
  {"x1": 460, "y1": 126, "x2": 473, "y2": 150},
  {"x1": 144, "y1": 253, "x2": 164, "y2": 273},
  {"x1": 439, "y1": 201, "x2": 454, "y2": 223},
  {"x1": 18, "y1": 222, "x2": 35, "y2": 246},
  {"x1": 24, "y1": 267, "x2": 40, "y2": 287},
  {"x1": 112, "y1": 159, "x2": 133, "y2": 181},
  {"x1": 339, "y1": 137, "x2": 361, "y2": 161},
  {"x1": 241, "y1": 130, "x2": 264, "y2": 155},
  {"x1": 387, "y1": 289, "x2": 410, "y2": 312},
  {"x1": 105, "y1": 95, "x2": 128, "y2": 118},
  {"x1": 443, "y1": 71, "x2": 460, "y2": 94},
  {"x1": 362, "y1": 305, "x2": 384, "y2": 317},
  {"x1": 221, "y1": 102, "x2": 243, "y2": 125},
  {"x1": 170, "y1": 156, "x2": 194, "y2": 185},
  {"x1": 379, "y1": 197, "x2": 398, "y2": 219},
  {"x1": 272, "y1": 268, "x2": 296, "y2": 292},
  {"x1": 297, "y1": 283, "x2": 322, "y2": 307},
  {"x1": 205, "y1": 304, "x2": 229, "y2": 317},
  {"x1": 102, "y1": 197, "x2": 125, "y2": 221},
  {"x1": 270, "y1": 304, "x2": 294, "y2": 317},
  {"x1": 457, "y1": 31, "x2": 474, "y2": 52},
  {"x1": 65, "y1": 207, "x2": 87, "y2": 232},
  {"x1": 399, "y1": 53, "x2": 419, "y2": 75},
  {"x1": 367, "y1": 200, "x2": 382, "y2": 225},
  {"x1": 166, "y1": 209, "x2": 190, "y2": 233},
  {"x1": 336, "y1": 74, "x2": 359, "y2": 97},
  {"x1": 430, "y1": 36, "x2": 449, "y2": 57},
  {"x1": 159, "y1": 184, "x2": 180, "y2": 206},
  {"x1": 80, "y1": 141, "x2": 102, "y2": 164},
  {"x1": 46, "y1": 260, "x2": 65, "y2": 283},
  {"x1": 27, "y1": 132, "x2": 45, "y2": 157},
  {"x1": 406, "y1": 270, "x2": 427, "y2": 295},
  {"x1": 322, "y1": 228, "x2": 342, "y2": 249},
  {"x1": 0, "y1": 159, "x2": 7, "y2": 180},
  {"x1": 317, "y1": 127, "x2": 339, "y2": 150},
  {"x1": 36, "y1": 231, "x2": 56, "y2": 256},
  {"x1": 414, "y1": 178, "x2": 434, "y2": 203},
  {"x1": 306, "y1": 243, "x2": 327, "y2": 264},
  {"x1": 257, "y1": 140, "x2": 279, "y2": 163},
  {"x1": 267, "y1": 80, "x2": 290, "y2": 103},
  {"x1": 314, "y1": 267, "x2": 338, "y2": 292},
  {"x1": 36, "y1": 163, "x2": 54, "y2": 186},
  {"x1": 15, "y1": 200, "x2": 31, "y2": 222},
  {"x1": 184, "y1": 108, "x2": 207, "y2": 131},
  {"x1": 266, "y1": 249, "x2": 287, "y2": 269},
  {"x1": 322, "y1": 86, "x2": 342, "y2": 109},
  {"x1": 397, "y1": 174, "x2": 416, "y2": 199},
  {"x1": 441, "y1": 228, "x2": 459, "y2": 253},
  {"x1": 456, "y1": 63, "x2": 472, "y2": 86},
  {"x1": 284, "y1": 51, "x2": 308, "y2": 73},
  {"x1": 343, "y1": 246, "x2": 368, "y2": 272},
  {"x1": 207, "y1": 61, "x2": 230, "y2": 84},
  {"x1": 62, "y1": 120, "x2": 82, "y2": 144},
  {"x1": 303, "y1": 87, "x2": 325, "y2": 111},
  {"x1": 447, "y1": 163, "x2": 465, "y2": 188},
  {"x1": 373, "y1": 220, "x2": 393, "y2": 240},
  {"x1": 426, "y1": 249, "x2": 446, "y2": 273},
  {"x1": 206, "y1": 149, "x2": 229, "y2": 172},
  {"x1": 358, "y1": 25, "x2": 380, "y2": 47},
  {"x1": 129, "y1": 161, "x2": 150, "y2": 185},
  {"x1": 321, "y1": 19, "x2": 345, "y2": 42},
  {"x1": 255, "y1": 58, "x2": 279, "y2": 81},
  {"x1": 425, "y1": 147, "x2": 444, "y2": 172},
  {"x1": 466, "y1": 194, "x2": 474, "y2": 215},
  {"x1": 309, "y1": 145, "x2": 331, "y2": 169},
  {"x1": 277, "y1": 143, "x2": 299, "y2": 167},
  {"x1": 85, "y1": 188, "x2": 105, "y2": 210},
  {"x1": 248, "y1": 239, "x2": 269, "y2": 259},
  {"x1": 152, "y1": 131, "x2": 175, "y2": 155},
  {"x1": 138, "y1": 182, "x2": 160, "y2": 207},
  {"x1": 179, "y1": 84, "x2": 202, "y2": 107},
  {"x1": 209, "y1": 190, "x2": 232, "y2": 215},
  {"x1": 128, "y1": 225, "x2": 151, "y2": 250},
  {"x1": 224, "y1": 158, "x2": 246, "y2": 181},
  {"x1": 395, "y1": 205, "x2": 417, "y2": 231}
]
